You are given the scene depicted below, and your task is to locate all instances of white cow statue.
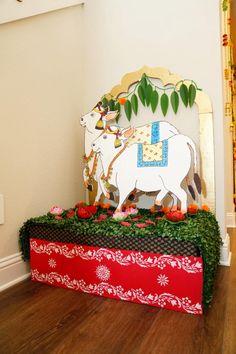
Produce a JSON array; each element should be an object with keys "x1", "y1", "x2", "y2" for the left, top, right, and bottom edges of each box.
[
  {"x1": 81, "y1": 103, "x2": 180, "y2": 205},
  {"x1": 91, "y1": 126, "x2": 201, "y2": 213}
]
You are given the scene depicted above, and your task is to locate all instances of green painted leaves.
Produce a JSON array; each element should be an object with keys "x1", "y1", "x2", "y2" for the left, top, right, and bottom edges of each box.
[
  {"x1": 151, "y1": 90, "x2": 159, "y2": 113},
  {"x1": 124, "y1": 100, "x2": 132, "y2": 121},
  {"x1": 114, "y1": 102, "x2": 121, "y2": 123},
  {"x1": 188, "y1": 84, "x2": 196, "y2": 107},
  {"x1": 170, "y1": 91, "x2": 179, "y2": 114},
  {"x1": 131, "y1": 94, "x2": 138, "y2": 115},
  {"x1": 161, "y1": 93, "x2": 169, "y2": 116},
  {"x1": 104, "y1": 76, "x2": 198, "y2": 122},
  {"x1": 144, "y1": 84, "x2": 153, "y2": 106},
  {"x1": 179, "y1": 83, "x2": 188, "y2": 107},
  {"x1": 138, "y1": 86, "x2": 145, "y2": 106}
]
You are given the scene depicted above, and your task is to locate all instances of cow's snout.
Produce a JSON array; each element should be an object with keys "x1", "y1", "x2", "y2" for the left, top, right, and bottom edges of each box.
[{"x1": 80, "y1": 116, "x2": 86, "y2": 127}]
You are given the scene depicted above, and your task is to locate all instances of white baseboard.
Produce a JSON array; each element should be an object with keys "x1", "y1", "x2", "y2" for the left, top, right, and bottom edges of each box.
[
  {"x1": 220, "y1": 233, "x2": 231, "y2": 266},
  {"x1": 226, "y1": 212, "x2": 236, "y2": 228},
  {"x1": 0, "y1": 252, "x2": 30, "y2": 292}
]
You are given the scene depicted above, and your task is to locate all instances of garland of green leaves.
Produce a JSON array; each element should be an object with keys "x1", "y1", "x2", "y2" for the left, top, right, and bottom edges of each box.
[
  {"x1": 19, "y1": 208, "x2": 221, "y2": 309},
  {"x1": 101, "y1": 73, "x2": 201, "y2": 122}
]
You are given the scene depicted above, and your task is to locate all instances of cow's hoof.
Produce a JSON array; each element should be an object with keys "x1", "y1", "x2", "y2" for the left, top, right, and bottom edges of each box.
[
  {"x1": 88, "y1": 184, "x2": 93, "y2": 192},
  {"x1": 154, "y1": 204, "x2": 162, "y2": 211},
  {"x1": 171, "y1": 205, "x2": 178, "y2": 211},
  {"x1": 181, "y1": 209, "x2": 187, "y2": 214},
  {"x1": 105, "y1": 193, "x2": 110, "y2": 199},
  {"x1": 93, "y1": 201, "x2": 100, "y2": 206}
]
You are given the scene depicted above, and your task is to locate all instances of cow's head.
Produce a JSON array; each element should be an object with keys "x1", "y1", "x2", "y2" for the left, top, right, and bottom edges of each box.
[
  {"x1": 80, "y1": 101, "x2": 119, "y2": 131},
  {"x1": 91, "y1": 126, "x2": 130, "y2": 153}
]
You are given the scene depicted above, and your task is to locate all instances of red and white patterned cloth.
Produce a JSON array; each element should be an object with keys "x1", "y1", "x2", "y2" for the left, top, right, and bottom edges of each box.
[{"x1": 30, "y1": 238, "x2": 203, "y2": 315}]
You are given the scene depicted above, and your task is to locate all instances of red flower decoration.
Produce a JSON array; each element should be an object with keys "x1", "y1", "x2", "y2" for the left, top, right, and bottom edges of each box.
[
  {"x1": 165, "y1": 211, "x2": 186, "y2": 222},
  {"x1": 77, "y1": 207, "x2": 91, "y2": 219},
  {"x1": 55, "y1": 215, "x2": 63, "y2": 220},
  {"x1": 120, "y1": 221, "x2": 132, "y2": 227},
  {"x1": 131, "y1": 216, "x2": 142, "y2": 221},
  {"x1": 99, "y1": 214, "x2": 107, "y2": 220},
  {"x1": 107, "y1": 210, "x2": 113, "y2": 215},
  {"x1": 145, "y1": 219, "x2": 156, "y2": 225},
  {"x1": 93, "y1": 219, "x2": 102, "y2": 223},
  {"x1": 66, "y1": 209, "x2": 75, "y2": 219},
  {"x1": 135, "y1": 223, "x2": 148, "y2": 228},
  {"x1": 86, "y1": 205, "x2": 97, "y2": 214}
]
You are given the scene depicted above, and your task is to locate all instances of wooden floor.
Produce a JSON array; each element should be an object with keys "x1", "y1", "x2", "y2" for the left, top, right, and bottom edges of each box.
[{"x1": 0, "y1": 230, "x2": 236, "y2": 354}]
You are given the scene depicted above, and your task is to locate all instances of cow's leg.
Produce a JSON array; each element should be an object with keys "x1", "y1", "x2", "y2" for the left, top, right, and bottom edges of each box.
[
  {"x1": 169, "y1": 186, "x2": 187, "y2": 213},
  {"x1": 154, "y1": 187, "x2": 169, "y2": 209},
  {"x1": 93, "y1": 177, "x2": 105, "y2": 205},
  {"x1": 171, "y1": 194, "x2": 178, "y2": 211},
  {"x1": 115, "y1": 179, "x2": 134, "y2": 213}
]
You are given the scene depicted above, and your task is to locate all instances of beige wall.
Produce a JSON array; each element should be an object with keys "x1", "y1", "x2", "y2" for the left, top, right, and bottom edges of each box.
[{"x1": 0, "y1": 5, "x2": 85, "y2": 258}]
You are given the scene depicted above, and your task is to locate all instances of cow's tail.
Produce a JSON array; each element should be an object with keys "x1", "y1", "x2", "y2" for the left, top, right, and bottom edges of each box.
[{"x1": 185, "y1": 136, "x2": 202, "y2": 200}]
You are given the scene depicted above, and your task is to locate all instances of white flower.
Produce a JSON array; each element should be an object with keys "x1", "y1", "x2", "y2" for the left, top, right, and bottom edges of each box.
[
  {"x1": 96, "y1": 265, "x2": 111, "y2": 281},
  {"x1": 125, "y1": 208, "x2": 138, "y2": 215},
  {"x1": 157, "y1": 274, "x2": 169, "y2": 286},
  {"x1": 48, "y1": 258, "x2": 57, "y2": 268},
  {"x1": 49, "y1": 205, "x2": 63, "y2": 215},
  {"x1": 112, "y1": 211, "x2": 127, "y2": 221}
]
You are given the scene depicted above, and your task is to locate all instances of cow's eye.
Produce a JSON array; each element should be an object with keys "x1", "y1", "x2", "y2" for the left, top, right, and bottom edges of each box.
[
  {"x1": 103, "y1": 135, "x2": 107, "y2": 139},
  {"x1": 90, "y1": 112, "x2": 94, "y2": 117}
]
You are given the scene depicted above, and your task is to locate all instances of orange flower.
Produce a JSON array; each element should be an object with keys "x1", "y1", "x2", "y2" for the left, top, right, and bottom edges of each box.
[
  {"x1": 202, "y1": 204, "x2": 210, "y2": 212},
  {"x1": 187, "y1": 204, "x2": 198, "y2": 214},
  {"x1": 100, "y1": 203, "x2": 111, "y2": 209},
  {"x1": 188, "y1": 204, "x2": 198, "y2": 210},
  {"x1": 162, "y1": 207, "x2": 170, "y2": 214},
  {"x1": 75, "y1": 201, "x2": 86, "y2": 208},
  {"x1": 119, "y1": 97, "x2": 127, "y2": 105},
  {"x1": 150, "y1": 206, "x2": 158, "y2": 213},
  {"x1": 128, "y1": 203, "x2": 136, "y2": 209}
]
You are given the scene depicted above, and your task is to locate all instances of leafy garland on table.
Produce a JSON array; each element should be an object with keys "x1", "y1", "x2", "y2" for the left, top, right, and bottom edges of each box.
[
  {"x1": 101, "y1": 73, "x2": 201, "y2": 122},
  {"x1": 19, "y1": 204, "x2": 221, "y2": 309}
]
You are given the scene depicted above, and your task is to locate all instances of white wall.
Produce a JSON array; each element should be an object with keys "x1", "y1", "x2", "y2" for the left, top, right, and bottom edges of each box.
[
  {"x1": 0, "y1": 5, "x2": 85, "y2": 287},
  {"x1": 83, "y1": 0, "x2": 228, "y2": 239}
]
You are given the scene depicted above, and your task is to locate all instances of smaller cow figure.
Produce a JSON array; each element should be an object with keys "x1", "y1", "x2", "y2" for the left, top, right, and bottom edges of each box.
[
  {"x1": 80, "y1": 103, "x2": 180, "y2": 204},
  {"x1": 91, "y1": 126, "x2": 201, "y2": 213}
]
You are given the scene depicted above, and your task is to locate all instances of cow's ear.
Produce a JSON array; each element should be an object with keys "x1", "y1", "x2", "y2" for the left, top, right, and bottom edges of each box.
[
  {"x1": 103, "y1": 111, "x2": 119, "y2": 121},
  {"x1": 121, "y1": 127, "x2": 135, "y2": 139}
]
